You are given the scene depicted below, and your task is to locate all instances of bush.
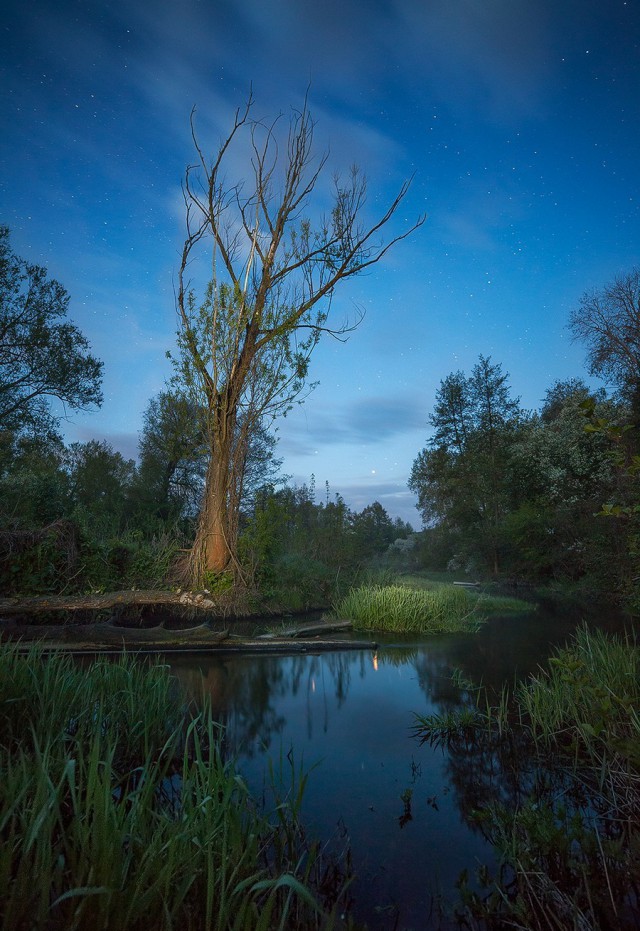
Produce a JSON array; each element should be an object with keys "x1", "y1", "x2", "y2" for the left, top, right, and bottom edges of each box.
[
  {"x1": 0, "y1": 523, "x2": 183, "y2": 595},
  {"x1": 259, "y1": 554, "x2": 339, "y2": 611}
]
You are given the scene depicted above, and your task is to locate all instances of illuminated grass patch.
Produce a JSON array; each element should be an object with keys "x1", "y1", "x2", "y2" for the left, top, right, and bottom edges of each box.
[{"x1": 334, "y1": 583, "x2": 478, "y2": 634}]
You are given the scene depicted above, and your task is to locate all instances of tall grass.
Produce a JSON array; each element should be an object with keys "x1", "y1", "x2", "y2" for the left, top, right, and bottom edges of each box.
[
  {"x1": 334, "y1": 583, "x2": 477, "y2": 634},
  {"x1": 0, "y1": 644, "x2": 345, "y2": 930},
  {"x1": 413, "y1": 626, "x2": 640, "y2": 929},
  {"x1": 519, "y1": 625, "x2": 640, "y2": 758}
]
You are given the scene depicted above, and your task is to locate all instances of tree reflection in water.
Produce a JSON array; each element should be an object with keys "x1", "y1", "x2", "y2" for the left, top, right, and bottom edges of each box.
[
  {"x1": 170, "y1": 650, "x2": 355, "y2": 758},
  {"x1": 412, "y1": 631, "x2": 640, "y2": 930},
  {"x1": 411, "y1": 648, "x2": 530, "y2": 821},
  {"x1": 169, "y1": 643, "x2": 498, "y2": 929}
]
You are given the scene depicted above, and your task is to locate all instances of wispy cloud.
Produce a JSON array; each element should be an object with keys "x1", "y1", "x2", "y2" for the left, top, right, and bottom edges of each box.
[
  {"x1": 278, "y1": 393, "x2": 425, "y2": 454},
  {"x1": 388, "y1": 0, "x2": 554, "y2": 120},
  {"x1": 62, "y1": 426, "x2": 140, "y2": 462}
]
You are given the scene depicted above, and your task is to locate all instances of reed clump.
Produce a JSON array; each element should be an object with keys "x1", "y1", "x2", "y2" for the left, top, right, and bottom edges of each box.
[
  {"x1": 334, "y1": 583, "x2": 477, "y2": 633},
  {"x1": 414, "y1": 626, "x2": 640, "y2": 930},
  {"x1": 520, "y1": 625, "x2": 640, "y2": 761},
  {"x1": 0, "y1": 643, "x2": 344, "y2": 930}
]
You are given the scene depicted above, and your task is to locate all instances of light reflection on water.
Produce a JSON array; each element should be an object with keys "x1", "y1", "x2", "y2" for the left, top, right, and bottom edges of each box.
[{"x1": 168, "y1": 606, "x2": 626, "y2": 930}]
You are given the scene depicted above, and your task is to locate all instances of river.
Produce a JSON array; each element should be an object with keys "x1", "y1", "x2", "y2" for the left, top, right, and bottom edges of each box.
[{"x1": 167, "y1": 602, "x2": 629, "y2": 930}]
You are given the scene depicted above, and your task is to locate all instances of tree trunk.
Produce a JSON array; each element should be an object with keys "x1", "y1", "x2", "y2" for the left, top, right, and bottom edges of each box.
[{"x1": 190, "y1": 443, "x2": 234, "y2": 583}]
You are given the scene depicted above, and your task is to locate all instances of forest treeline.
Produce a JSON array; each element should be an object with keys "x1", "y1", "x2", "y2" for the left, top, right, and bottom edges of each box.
[
  {"x1": 409, "y1": 316, "x2": 640, "y2": 602},
  {"x1": 2, "y1": 215, "x2": 639, "y2": 606},
  {"x1": 0, "y1": 399, "x2": 412, "y2": 604},
  {"x1": 0, "y1": 221, "x2": 414, "y2": 606},
  {"x1": 2, "y1": 95, "x2": 427, "y2": 602}
]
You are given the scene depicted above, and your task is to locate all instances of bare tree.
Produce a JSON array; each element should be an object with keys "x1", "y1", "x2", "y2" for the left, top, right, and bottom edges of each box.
[
  {"x1": 175, "y1": 93, "x2": 425, "y2": 584},
  {"x1": 570, "y1": 268, "x2": 640, "y2": 406}
]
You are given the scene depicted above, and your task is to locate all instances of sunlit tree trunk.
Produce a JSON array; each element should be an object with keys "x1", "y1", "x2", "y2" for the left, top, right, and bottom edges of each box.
[
  {"x1": 190, "y1": 454, "x2": 233, "y2": 577},
  {"x1": 189, "y1": 391, "x2": 241, "y2": 579}
]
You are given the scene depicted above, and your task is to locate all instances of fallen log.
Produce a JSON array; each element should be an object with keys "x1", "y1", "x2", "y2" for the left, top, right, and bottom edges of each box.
[
  {"x1": 4, "y1": 630, "x2": 377, "y2": 654},
  {"x1": 257, "y1": 618, "x2": 353, "y2": 639},
  {"x1": 1, "y1": 622, "x2": 229, "y2": 649},
  {"x1": 0, "y1": 590, "x2": 219, "y2": 616},
  {"x1": 206, "y1": 636, "x2": 376, "y2": 654}
]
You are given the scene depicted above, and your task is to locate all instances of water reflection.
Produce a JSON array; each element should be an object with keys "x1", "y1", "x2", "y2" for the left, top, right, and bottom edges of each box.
[
  {"x1": 168, "y1": 607, "x2": 627, "y2": 930},
  {"x1": 171, "y1": 649, "x2": 360, "y2": 756},
  {"x1": 171, "y1": 644, "x2": 494, "y2": 928}
]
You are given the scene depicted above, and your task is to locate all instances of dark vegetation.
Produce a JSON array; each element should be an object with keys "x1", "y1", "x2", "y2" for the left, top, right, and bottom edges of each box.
[
  {"x1": 2, "y1": 218, "x2": 639, "y2": 613},
  {"x1": 414, "y1": 626, "x2": 640, "y2": 930},
  {"x1": 0, "y1": 224, "x2": 414, "y2": 611},
  {"x1": 409, "y1": 341, "x2": 640, "y2": 607},
  {"x1": 0, "y1": 642, "x2": 352, "y2": 929},
  {"x1": 0, "y1": 412, "x2": 413, "y2": 606},
  {"x1": 3, "y1": 89, "x2": 640, "y2": 931}
]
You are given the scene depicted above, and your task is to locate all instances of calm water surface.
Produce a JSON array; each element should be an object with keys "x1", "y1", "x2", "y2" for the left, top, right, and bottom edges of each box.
[{"x1": 168, "y1": 605, "x2": 627, "y2": 930}]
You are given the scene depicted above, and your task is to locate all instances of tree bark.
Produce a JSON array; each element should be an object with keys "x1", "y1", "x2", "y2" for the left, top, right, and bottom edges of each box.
[
  {"x1": 176, "y1": 97, "x2": 424, "y2": 589},
  {"x1": 257, "y1": 619, "x2": 353, "y2": 638},
  {"x1": 3, "y1": 633, "x2": 378, "y2": 654},
  {"x1": 190, "y1": 443, "x2": 234, "y2": 579}
]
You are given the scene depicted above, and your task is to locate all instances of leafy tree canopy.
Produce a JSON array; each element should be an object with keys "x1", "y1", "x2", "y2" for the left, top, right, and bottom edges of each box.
[{"x1": 66, "y1": 439, "x2": 135, "y2": 529}]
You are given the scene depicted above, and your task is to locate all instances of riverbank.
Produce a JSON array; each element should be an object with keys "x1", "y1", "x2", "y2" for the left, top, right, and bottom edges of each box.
[
  {"x1": 0, "y1": 642, "x2": 348, "y2": 930},
  {"x1": 414, "y1": 625, "x2": 640, "y2": 929}
]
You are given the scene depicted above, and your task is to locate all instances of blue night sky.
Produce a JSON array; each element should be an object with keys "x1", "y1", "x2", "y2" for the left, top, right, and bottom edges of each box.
[{"x1": 2, "y1": 0, "x2": 639, "y2": 524}]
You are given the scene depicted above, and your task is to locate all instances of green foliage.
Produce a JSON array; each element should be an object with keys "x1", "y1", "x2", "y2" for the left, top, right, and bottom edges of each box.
[
  {"x1": 410, "y1": 363, "x2": 638, "y2": 596},
  {"x1": 201, "y1": 569, "x2": 234, "y2": 594},
  {"x1": 240, "y1": 482, "x2": 413, "y2": 606},
  {"x1": 79, "y1": 531, "x2": 184, "y2": 593},
  {"x1": 504, "y1": 388, "x2": 632, "y2": 587},
  {"x1": 0, "y1": 431, "x2": 71, "y2": 526},
  {"x1": 0, "y1": 644, "x2": 345, "y2": 930},
  {"x1": 349, "y1": 501, "x2": 397, "y2": 559},
  {"x1": 67, "y1": 439, "x2": 136, "y2": 532},
  {"x1": 409, "y1": 355, "x2": 525, "y2": 576},
  {"x1": 334, "y1": 583, "x2": 476, "y2": 633},
  {"x1": 132, "y1": 390, "x2": 207, "y2": 523},
  {"x1": 259, "y1": 554, "x2": 337, "y2": 612},
  {"x1": 413, "y1": 524, "x2": 462, "y2": 572},
  {"x1": 519, "y1": 626, "x2": 640, "y2": 761},
  {"x1": 412, "y1": 707, "x2": 482, "y2": 746},
  {"x1": 0, "y1": 519, "x2": 81, "y2": 595},
  {"x1": 0, "y1": 523, "x2": 182, "y2": 596}
]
